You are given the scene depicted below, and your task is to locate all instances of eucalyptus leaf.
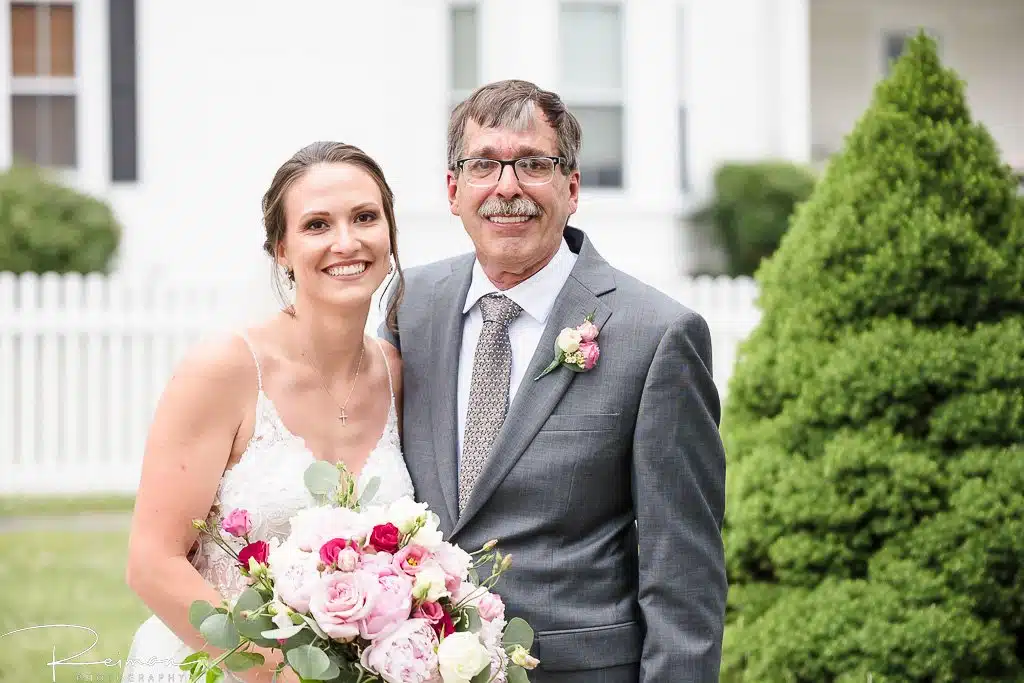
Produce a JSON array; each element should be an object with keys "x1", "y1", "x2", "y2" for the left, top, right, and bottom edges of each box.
[
  {"x1": 224, "y1": 652, "x2": 265, "y2": 672},
  {"x1": 507, "y1": 665, "x2": 531, "y2": 683},
  {"x1": 304, "y1": 460, "x2": 340, "y2": 496},
  {"x1": 261, "y1": 623, "x2": 306, "y2": 640},
  {"x1": 465, "y1": 606, "x2": 482, "y2": 632},
  {"x1": 286, "y1": 644, "x2": 332, "y2": 680},
  {"x1": 471, "y1": 664, "x2": 492, "y2": 683},
  {"x1": 188, "y1": 600, "x2": 217, "y2": 631},
  {"x1": 205, "y1": 666, "x2": 224, "y2": 683},
  {"x1": 358, "y1": 476, "x2": 381, "y2": 507},
  {"x1": 501, "y1": 618, "x2": 534, "y2": 650},
  {"x1": 199, "y1": 613, "x2": 240, "y2": 650},
  {"x1": 300, "y1": 614, "x2": 329, "y2": 640},
  {"x1": 231, "y1": 587, "x2": 265, "y2": 617}
]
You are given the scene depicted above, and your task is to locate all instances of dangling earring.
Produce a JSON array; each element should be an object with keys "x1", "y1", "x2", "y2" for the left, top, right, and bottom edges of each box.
[{"x1": 387, "y1": 254, "x2": 395, "y2": 275}]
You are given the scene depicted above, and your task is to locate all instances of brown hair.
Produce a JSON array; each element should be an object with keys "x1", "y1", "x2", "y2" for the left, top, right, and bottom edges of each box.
[
  {"x1": 261, "y1": 141, "x2": 404, "y2": 333},
  {"x1": 447, "y1": 79, "x2": 582, "y2": 172}
]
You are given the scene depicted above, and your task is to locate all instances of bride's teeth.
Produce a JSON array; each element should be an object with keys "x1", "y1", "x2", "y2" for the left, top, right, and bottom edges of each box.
[
  {"x1": 489, "y1": 216, "x2": 531, "y2": 224},
  {"x1": 326, "y1": 263, "x2": 366, "y2": 276}
]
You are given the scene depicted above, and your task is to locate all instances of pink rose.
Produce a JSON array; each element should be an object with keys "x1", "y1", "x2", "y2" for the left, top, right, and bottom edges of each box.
[
  {"x1": 220, "y1": 509, "x2": 251, "y2": 537},
  {"x1": 393, "y1": 544, "x2": 431, "y2": 576},
  {"x1": 359, "y1": 618, "x2": 440, "y2": 683},
  {"x1": 309, "y1": 570, "x2": 380, "y2": 642},
  {"x1": 576, "y1": 320, "x2": 599, "y2": 342},
  {"x1": 413, "y1": 601, "x2": 455, "y2": 638},
  {"x1": 477, "y1": 591, "x2": 505, "y2": 622},
  {"x1": 579, "y1": 341, "x2": 600, "y2": 370},
  {"x1": 358, "y1": 565, "x2": 414, "y2": 641},
  {"x1": 432, "y1": 543, "x2": 472, "y2": 593}
]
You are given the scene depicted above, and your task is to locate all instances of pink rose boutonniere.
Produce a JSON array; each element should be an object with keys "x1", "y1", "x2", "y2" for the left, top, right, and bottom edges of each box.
[{"x1": 535, "y1": 311, "x2": 601, "y2": 380}]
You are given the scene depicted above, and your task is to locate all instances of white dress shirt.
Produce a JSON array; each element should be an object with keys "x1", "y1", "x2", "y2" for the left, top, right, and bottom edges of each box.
[{"x1": 456, "y1": 238, "x2": 578, "y2": 464}]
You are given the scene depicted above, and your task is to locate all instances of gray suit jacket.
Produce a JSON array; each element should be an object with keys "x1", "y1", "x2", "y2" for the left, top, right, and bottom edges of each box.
[{"x1": 379, "y1": 227, "x2": 726, "y2": 682}]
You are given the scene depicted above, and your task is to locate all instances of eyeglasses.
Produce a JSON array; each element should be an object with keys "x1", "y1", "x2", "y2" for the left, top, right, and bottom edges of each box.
[{"x1": 455, "y1": 156, "x2": 568, "y2": 188}]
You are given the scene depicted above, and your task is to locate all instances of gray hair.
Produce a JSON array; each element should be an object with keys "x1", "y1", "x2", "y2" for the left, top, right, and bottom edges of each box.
[{"x1": 447, "y1": 79, "x2": 582, "y2": 174}]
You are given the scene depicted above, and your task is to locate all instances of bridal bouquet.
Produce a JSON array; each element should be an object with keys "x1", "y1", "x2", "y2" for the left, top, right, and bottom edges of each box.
[{"x1": 181, "y1": 462, "x2": 539, "y2": 683}]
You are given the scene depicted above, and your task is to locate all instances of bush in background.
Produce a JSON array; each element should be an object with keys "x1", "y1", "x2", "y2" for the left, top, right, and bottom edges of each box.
[
  {"x1": 0, "y1": 165, "x2": 121, "y2": 273},
  {"x1": 690, "y1": 161, "x2": 817, "y2": 277},
  {"x1": 720, "y1": 33, "x2": 1024, "y2": 682}
]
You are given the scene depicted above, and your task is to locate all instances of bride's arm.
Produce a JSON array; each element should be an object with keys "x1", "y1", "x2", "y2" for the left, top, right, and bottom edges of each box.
[{"x1": 125, "y1": 336, "x2": 294, "y2": 683}]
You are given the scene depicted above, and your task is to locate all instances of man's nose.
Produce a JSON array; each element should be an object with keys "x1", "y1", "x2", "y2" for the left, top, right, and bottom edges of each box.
[{"x1": 494, "y1": 163, "x2": 522, "y2": 198}]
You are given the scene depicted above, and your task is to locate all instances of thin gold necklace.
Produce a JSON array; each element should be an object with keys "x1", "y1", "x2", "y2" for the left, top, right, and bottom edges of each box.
[{"x1": 301, "y1": 341, "x2": 365, "y2": 426}]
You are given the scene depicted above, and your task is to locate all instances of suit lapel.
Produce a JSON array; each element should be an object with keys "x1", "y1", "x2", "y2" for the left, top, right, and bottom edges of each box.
[
  {"x1": 451, "y1": 230, "x2": 615, "y2": 536},
  {"x1": 429, "y1": 256, "x2": 474, "y2": 529}
]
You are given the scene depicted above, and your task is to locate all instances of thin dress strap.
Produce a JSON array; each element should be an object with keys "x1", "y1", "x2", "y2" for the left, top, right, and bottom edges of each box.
[
  {"x1": 238, "y1": 333, "x2": 263, "y2": 392},
  {"x1": 374, "y1": 337, "x2": 395, "y2": 409}
]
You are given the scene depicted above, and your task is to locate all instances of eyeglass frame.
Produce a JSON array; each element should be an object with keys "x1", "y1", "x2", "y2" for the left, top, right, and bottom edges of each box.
[{"x1": 454, "y1": 155, "x2": 570, "y2": 187}]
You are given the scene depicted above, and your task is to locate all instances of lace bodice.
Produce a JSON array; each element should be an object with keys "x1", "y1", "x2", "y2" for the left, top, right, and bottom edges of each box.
[{"x1": 190, "y1": 336, "x2": 414, "y2": 601}]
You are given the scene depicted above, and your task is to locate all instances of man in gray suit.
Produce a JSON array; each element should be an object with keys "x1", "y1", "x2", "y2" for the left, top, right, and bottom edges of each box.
[{"x1": 379, "y1": 80, "x2": 726, "y2": 682}]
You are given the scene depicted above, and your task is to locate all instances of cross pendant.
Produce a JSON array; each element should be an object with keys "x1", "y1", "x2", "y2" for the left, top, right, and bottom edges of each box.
[{"x1": 339, "y1": 409, "x2": 348, "y2": 426}]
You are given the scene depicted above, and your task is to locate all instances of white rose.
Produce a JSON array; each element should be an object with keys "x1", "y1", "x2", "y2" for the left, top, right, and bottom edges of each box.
[
  {"x1": 268, "y1": 541, "x2": 321, "y2": 613},
  {"x1": 555, "y1": 328, "x2": 582, "y2": 354},
  {"x1": 412, "y1": 561, "x2": 450, "y2": 602},
  {"x1": 386, "y1": 497, "x2": 430, "y2": 534},
  {"x1": 409, "y1": 512, "x2": 444, "y2": 549},
  {"x1": 290, "y1": 506, "x2": 370, "y2": 552},
  {"x1": 437, "y1": 632, "x2": 491, "y2": 683}
]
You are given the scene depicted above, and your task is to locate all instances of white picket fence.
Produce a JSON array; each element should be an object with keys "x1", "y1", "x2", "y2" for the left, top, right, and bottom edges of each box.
[{"x1": 0, "y1": 272, "x2": 761, "y2": 495}]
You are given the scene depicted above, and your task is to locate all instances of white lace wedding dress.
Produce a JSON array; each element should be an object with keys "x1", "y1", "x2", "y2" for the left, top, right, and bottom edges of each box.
[{"x1": 122, "y1": 336, "x2": 414, "y2": 682}]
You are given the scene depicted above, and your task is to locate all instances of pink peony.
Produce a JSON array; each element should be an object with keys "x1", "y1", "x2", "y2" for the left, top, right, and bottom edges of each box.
[
  {"x1": 268, "y1": 542, "x2": 321, "y2": 613},
  {"x1": 360, "y1": 618, "x2": 440, "y2": 683},
  {"x1": 358, "y1": 565, "x2": 414, "y2": 641},
  {"x1": 308, "y1": 569, "x2": 380, "y2": 642},
  {"x1": 576, "y1": 319, "x2": 599, "y2": 342},
  {"x1": 393, "y1": 544, "x2": 431, "y2": 576},
  {"x1": 477, "y1": 591, "x2": 505, "y2": 623},
  {"x1": 579, "y1": 341, "x2": 600, "y2": 370},
  {"x1": 220, "y1": 508, "x2": 251, "y2": 537},
  {"x1": 290, "y1": 506, "x2": 370, "y2": 553}
]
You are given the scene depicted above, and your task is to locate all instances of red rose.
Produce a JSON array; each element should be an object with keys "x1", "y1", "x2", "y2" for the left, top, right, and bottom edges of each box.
[
  {"x1": 319, "y1": 538, "x2": 358, "y2": 567},
  {"x1": 368, "y1": 523, "x2": 401, "y2": 554},
  {"x1": 238, "y1": 540, "x2": 269, "y2": 568}
]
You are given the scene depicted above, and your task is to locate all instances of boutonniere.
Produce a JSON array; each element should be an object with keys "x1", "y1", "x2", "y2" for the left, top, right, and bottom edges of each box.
[{"x1": 534, "y1": 312, "x2": 601, "y2": 380}]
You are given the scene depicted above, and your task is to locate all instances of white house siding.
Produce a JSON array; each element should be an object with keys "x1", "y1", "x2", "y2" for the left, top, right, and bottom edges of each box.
[{"x1": 810, "y1": 0, "x2": 1024, "y2": 169}]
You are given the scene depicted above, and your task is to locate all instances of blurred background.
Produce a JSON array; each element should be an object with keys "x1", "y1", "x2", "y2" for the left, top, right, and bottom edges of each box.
[{"x1": 0, "y1": 0, "x2": 1022, "y2": 680}]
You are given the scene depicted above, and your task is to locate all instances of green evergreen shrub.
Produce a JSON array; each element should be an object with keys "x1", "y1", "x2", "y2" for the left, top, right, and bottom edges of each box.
[
  {"x1": 721, "y1": 33, "x2": 1024, "y2": 682},
  {"x1": 690, "y1": 161, "x2": 817, "y2": 276},
  {"x1": 0, "y1": 164, "x2": 121, "y2": 273}
]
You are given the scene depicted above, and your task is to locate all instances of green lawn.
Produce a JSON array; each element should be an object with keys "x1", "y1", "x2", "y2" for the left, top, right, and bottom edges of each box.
[
  {"x1": 0, "y1": 529, "x2": 152, "y2": 683},
  {"x1": 0, "y1": 495, "x2": 135, "y2": 518}
]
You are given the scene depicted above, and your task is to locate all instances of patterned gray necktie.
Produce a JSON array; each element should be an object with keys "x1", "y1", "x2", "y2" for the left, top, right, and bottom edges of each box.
[{"x1": 459, "y1": 293, "x2": 523, "y2": 513}]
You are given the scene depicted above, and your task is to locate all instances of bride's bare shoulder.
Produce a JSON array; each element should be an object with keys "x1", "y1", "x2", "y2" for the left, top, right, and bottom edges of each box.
[{"x1": 161, "y1": 333, "x2": 259, "y2": 407}]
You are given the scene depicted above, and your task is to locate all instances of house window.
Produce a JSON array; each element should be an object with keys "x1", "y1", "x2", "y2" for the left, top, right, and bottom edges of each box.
[
  {"x1": 883, "y1": 29, "x2": 940, "y2": 74},
  {"x1": 559, "y1": 3, "x2": 624, "y2": 189},
  {"x1": 10, "y1": 2, "x2": 77, "y2": 168},
  {"x1": 450, "y1": 4, "x2": 479, "y2": 109}
]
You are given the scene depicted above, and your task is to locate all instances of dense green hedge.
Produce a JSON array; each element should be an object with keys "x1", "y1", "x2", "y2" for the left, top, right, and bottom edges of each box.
[
  {"x1": 0, "y1": 165, "x2": 121, "y2": 273},
  {"x1": 690, "y1": 161, "x2": 817, "y2": 276},
  {"x1": 721, "y1": 33, "x2": 1024, "y2": 682}
]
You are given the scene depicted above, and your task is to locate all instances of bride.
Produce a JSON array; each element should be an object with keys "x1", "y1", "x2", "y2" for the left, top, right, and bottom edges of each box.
[{"x1": 122, "y1": 142, "x2": 413, "y2": 683}]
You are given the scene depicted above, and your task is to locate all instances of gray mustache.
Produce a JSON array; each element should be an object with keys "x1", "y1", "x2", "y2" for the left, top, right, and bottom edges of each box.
[{"x1": 478, "y1": 197, "x2": 541, "y2": 218}]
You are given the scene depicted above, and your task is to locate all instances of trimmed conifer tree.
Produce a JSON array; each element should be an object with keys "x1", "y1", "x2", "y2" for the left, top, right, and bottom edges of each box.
[{"x1": 721, "y1": 33, "x2": 1024, "y2": 682}]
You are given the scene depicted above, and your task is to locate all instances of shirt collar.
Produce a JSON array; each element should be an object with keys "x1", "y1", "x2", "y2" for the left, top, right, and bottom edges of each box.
[{"x1": 463, "y1": 237, "x2": 578, "y2": 325}]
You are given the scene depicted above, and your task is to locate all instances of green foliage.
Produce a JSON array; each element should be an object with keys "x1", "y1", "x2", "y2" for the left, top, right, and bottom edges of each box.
[
  {"x1": 721, "y1": 33, "x2": 1024, "y2": 681},
  {"x1": 0, "y1": 164, "x2": 121, "y2": 273},
  {"x1": 690, "y1": 161, "x2": 817, "y2": 276}
]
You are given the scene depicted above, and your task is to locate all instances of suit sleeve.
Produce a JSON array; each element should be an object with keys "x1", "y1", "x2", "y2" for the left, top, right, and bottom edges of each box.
[{"x1": 632, "y1": 310, "x2": 727, "y2": 682}]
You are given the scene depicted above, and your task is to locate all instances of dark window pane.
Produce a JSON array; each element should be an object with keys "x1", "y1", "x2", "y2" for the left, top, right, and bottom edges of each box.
[
  {"x1": 109, "y1": 0, "x2": 138, "y2": 181},
  {"x1": 11, "y1": 94, "x2": 77, "y2": 167},
  {"x1": 574, "y1": 105, "x2": 624, "y2": 189}
]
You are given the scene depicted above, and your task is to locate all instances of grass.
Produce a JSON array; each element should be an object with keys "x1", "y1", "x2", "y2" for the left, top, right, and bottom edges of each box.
[
  {"x1": 0, "y1": 529, "x2": 152, "y2": 683},
  {"x1": 0, "y1": 495, "x2": 135, "y2": 518}
]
